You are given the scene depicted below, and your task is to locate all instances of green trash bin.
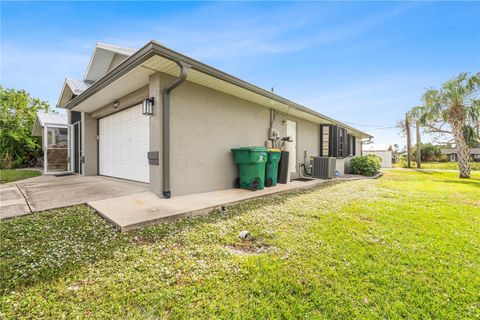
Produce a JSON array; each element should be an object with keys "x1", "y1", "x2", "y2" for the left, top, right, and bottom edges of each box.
[
  {"x1": 265, "y1": 148, "x2": 281, "y2": 187},
  {"x1": 231, "y1": 146, "x2": 268, "y2": 190}
]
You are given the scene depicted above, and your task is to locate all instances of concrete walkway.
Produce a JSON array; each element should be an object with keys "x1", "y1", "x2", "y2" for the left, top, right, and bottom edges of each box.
[
  {"x1": 2, "y1": 172, "x2": 374, "y2": 230},
  {"x1": 0, "y1": 175, "x2": 149, "y2": 219},
  {"x1": 89, "y1": 178, "x2": 352, "y2": 232},
  {"x1": 0, "y1": 185, "x2": 31, "y2": 219}
]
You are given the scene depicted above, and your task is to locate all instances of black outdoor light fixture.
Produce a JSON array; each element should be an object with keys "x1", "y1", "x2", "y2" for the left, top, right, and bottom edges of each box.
[{"x1": 142, "y1": 97, "x2": 154, "y2": 115}]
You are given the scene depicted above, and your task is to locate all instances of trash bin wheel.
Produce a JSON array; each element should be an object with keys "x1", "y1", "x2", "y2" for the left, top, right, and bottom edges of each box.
[
  {"x1": 234, "y1": 177, "x2": 240, "y2": 188},
  {"x1": 251, "y1": 178, "x2": 260, "y2": 191},
  {"x1": 265, "y1": 178, "x2": 272, "y2": 187}
]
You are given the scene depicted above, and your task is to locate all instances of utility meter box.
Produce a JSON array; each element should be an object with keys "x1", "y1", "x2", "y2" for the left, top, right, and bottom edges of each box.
[{"x1": 268, "y1": 128, "x2": 279, "y2": 140}]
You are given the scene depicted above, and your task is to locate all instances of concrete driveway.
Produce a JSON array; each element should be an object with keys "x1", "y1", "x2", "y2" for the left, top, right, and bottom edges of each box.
[{"x1": 0, "y1": 175, "x2": 149, "y2": 219}]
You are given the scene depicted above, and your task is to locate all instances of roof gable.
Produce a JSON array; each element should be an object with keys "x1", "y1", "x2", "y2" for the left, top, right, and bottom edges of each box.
[
  {"x1": 57, "y1": 77, "x2": 91, "y2": 108},
  {"x1": 84, "y1": 43, "x2": 136, "y2": 82}
]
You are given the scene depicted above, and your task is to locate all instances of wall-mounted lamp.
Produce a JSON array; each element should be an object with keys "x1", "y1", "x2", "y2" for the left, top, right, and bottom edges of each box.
[
  {"x1": 142, "y1": 97, "x2": 154, "y2": 116},
  {"x1": 113, "y1": 101, "x2": 119, "y2": 109}
]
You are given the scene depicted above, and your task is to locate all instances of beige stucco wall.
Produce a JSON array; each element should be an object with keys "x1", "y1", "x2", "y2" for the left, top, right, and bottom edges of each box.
[
  {"x1": 148, "y1": 72, "x2": 358, "y2": 196},
  {"x1": 158, "y1": 73, "x2": 324, "y2": 196},
  {"x1": 78, "y1": 70, "x2": 365, "y2": 195},
  {"x1": 81, "y1": 112, "x2": 97, "y2": 176},
  {"x1": 168, "y1": 78, "x2": 270, "y2": 196},
  {"x1": 148, "y1": 73, "x2": 165, "y2": 195}
]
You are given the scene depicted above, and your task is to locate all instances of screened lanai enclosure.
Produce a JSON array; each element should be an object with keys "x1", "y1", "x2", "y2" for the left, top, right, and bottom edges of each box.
[{"x1": 32, "y1": 112, "x2": 78, "y2": 174}]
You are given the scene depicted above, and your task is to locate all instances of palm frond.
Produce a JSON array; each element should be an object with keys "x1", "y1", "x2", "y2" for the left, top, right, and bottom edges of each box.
[{"x1": 464, "y1": 104, "x2": 480, "y2": 123}]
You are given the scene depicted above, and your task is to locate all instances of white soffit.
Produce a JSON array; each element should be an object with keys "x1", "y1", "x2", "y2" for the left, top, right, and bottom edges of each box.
[
  {"x1": 73, "y1": 66, "x2": 154, "y2": 112},
  {"x1": 84, "y1": 48, "x2": 115, "y2": 82}
]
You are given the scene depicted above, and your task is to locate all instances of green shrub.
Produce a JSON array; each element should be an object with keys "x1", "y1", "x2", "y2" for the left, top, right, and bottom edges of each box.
[
  {"x1": 349, "y1": 155, "x2": 382, "y2": 176},
  {"x1": 399, "y1": 155, "x2": 408, "y2": 168},
  {"x1": 0, "y1": 86, "x2": 53, "y2": 169},
  {"x1": 437, "y1": 154, "x2": 450, "y2": 162}
]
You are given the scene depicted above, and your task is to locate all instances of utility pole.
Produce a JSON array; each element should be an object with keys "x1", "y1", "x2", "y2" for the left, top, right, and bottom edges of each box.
[
  {"x1": 405, "y1": 113, "x2": 411, "y2": 168},
  {"x1": 416, "y1": 120, "x2": 421, "y2": 168}
]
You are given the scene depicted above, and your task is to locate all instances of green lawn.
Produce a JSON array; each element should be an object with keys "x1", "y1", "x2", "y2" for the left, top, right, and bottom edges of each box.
[
  {"x1": 394, "y1": 161, "x2": 480, "y2": 171},
  {"x1": 1, "y1": 171, "x2": 479, "y2": 319},
  {"x1": 0, "y1": 169, "x2": 41, "y2": 184}
]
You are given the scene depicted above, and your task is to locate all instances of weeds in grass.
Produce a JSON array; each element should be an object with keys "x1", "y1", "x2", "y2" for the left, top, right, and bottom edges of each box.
[{"x1": 1, "y1": 171, "x2": 479, "y2": 319}]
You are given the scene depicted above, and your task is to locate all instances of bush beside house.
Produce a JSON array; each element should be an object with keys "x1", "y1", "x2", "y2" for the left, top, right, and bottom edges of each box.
[
  {"x1": 349, "y1": 155, "x2": 382, "y2": 176},
  {"x1": 0, "y1": 86, "x2": 53, "y2": 169}
]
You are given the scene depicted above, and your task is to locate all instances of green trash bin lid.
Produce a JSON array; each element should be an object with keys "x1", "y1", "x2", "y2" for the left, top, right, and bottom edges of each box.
[
  {"x1": 231, "y1": 146, "x2": 269, "y2": 152},
  {"x1": 268, "y1": 148, "x2": 281, "y2": 153}
]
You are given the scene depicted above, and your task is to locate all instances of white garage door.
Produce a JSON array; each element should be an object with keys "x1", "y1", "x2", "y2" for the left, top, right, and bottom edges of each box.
[{"x1": 99, "y1": 105, "x2": 149, "y2": 182}]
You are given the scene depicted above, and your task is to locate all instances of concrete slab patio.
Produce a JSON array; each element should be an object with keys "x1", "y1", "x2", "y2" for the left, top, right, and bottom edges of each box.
[
  {"x1": 0, "y1": 175, "x2": 149, "y2": 219},
  {"x1": 89, "y1": 178, "x2": 343, "y2": 232}
]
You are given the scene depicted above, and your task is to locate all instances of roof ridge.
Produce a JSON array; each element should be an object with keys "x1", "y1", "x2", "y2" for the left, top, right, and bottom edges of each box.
[{"x1": 96, "y1": 42, "x2": 137, "y2": 53}]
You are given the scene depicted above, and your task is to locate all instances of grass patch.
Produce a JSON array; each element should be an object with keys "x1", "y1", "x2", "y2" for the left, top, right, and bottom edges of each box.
[
  {"x1": 394, "y1": 161, "x2": 480, "y2": 171},
  {"x1": 1, "y1": 171, "x2": 479, "y2": 318},
  {"x1": 0, "y1": 169, "x2": 41, "y2": 184}
]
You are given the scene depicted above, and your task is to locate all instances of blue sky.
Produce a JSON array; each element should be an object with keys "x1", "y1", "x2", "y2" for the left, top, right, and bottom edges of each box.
[{"x1": 2, "y1": 1, "x2": 479, "y2": 146}]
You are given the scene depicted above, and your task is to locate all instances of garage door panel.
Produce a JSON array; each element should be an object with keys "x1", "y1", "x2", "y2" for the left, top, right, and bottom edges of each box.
[{"x1": 99, "y1": 105, "x2": 149, "y2": 183}]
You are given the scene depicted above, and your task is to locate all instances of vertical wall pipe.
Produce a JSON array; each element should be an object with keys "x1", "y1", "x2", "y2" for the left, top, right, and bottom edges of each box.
[{"x1": 162, "y1": 62, "x2": 190, "y2": 198}]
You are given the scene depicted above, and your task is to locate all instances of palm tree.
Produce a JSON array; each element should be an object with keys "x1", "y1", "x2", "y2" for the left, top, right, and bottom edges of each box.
[{"x1": 410, "y1": 72, "x2": 480, "y2": 178}]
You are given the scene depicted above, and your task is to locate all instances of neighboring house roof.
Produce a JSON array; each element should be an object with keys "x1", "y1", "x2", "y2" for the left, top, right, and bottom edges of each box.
[
  {"x1": 32, "y1": 112, "x2": 68, "y2": 136},
  {"x1": 363, "y1": 144, "x2": 394, "y2": 152},
  {"x1": 441, "y1": 147, "x2": 480, "y2": 155},
  {"x1": 61, "y1": 40, "x2": 372, "y2": 139}
]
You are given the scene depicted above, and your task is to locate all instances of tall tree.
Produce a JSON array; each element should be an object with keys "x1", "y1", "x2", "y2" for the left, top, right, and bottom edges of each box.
[
  {"x1": 0, "y1": 86, "x2": 53, "y2": 168},
  {"x1": 410, "y1": 72, "x2": 480, "y2": 178},
  {"x1": 416, "y1": 120, "x2": 421, "y2": 168},
  {"x1": 405, "y1": 113, "x2": 412, "y2": 168}
]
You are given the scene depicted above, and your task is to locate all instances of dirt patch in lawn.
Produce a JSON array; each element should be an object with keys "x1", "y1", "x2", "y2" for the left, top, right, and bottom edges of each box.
[{"x1": 225, "y1": 240, "x2": 273, "y2": 255}]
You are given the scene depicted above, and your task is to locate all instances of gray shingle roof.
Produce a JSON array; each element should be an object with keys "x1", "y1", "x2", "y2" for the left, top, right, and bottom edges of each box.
[
  {"x1": 65, "y1": 78, "x2": 91, "y2": 95},
  {"x1": 441, "y1": 147, "x2": 480, "y2": 155}
]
